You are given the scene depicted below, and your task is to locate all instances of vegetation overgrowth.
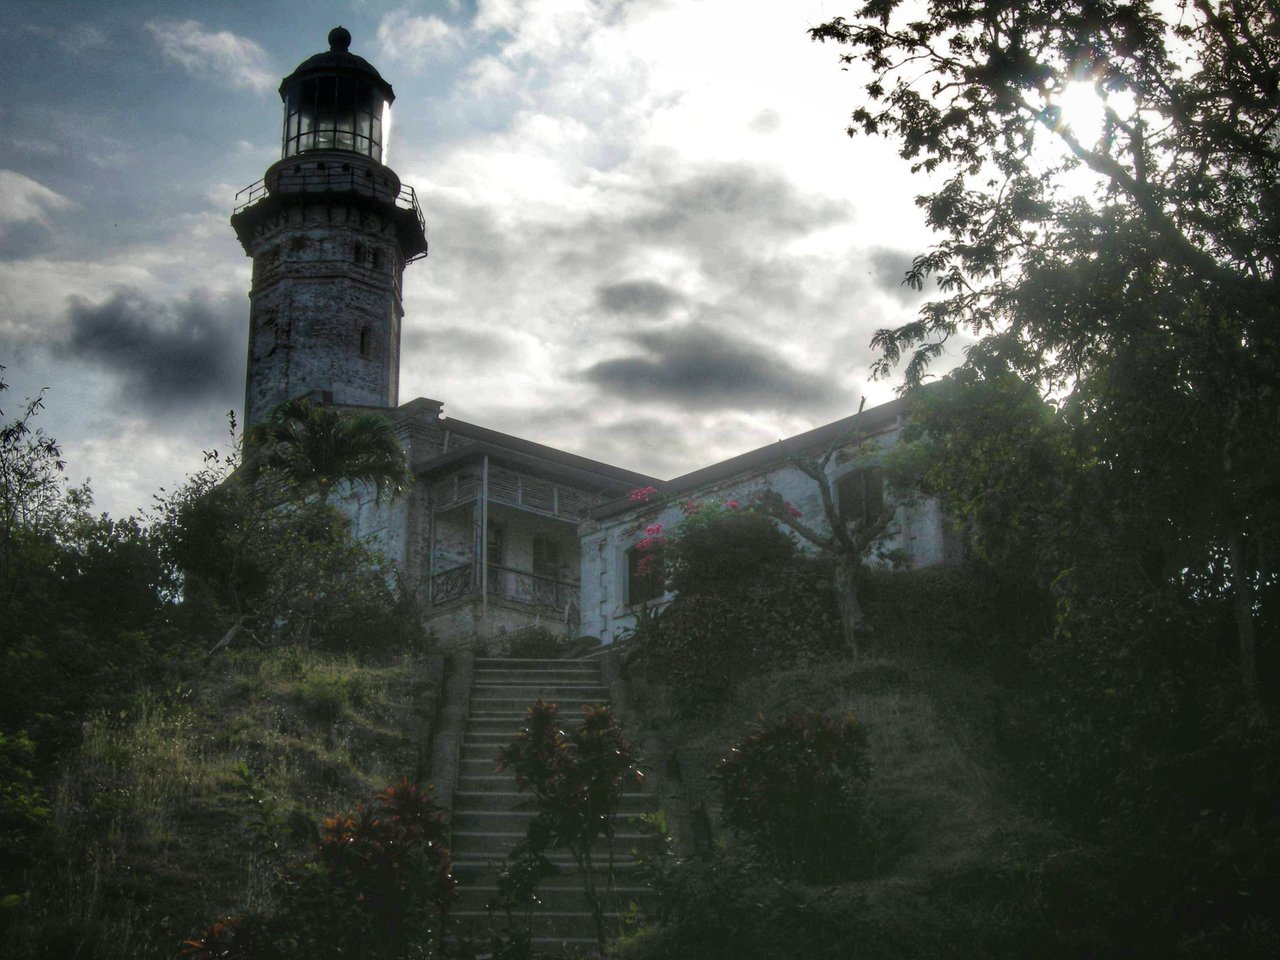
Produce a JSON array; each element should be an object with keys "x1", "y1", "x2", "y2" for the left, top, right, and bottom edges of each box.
[{"x1": 1, "y1": 375, "x2": 437, "y2": 957}]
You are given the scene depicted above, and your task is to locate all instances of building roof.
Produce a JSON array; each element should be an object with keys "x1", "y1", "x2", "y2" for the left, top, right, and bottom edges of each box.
[
  {"x1": 414, "y1": 417, "x2": 661, "y2": 492},
  {"x1": 589, "y1": 394, "x2": 913, "y2": 520}
]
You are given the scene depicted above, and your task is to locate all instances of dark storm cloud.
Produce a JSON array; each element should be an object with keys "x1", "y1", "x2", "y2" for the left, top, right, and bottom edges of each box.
[
  {"x1": 632, "y1": 163, "x2": 848, "y2": 239},
  {"x1": 582, "y1": 324, "x2": 839, "y2": 411},
  {"x1": 61, "y1": 288, "x2": 243, "y2": 410},
  {"x1": 595, "y1": 279, "x2": 683, "y2": 317},
  {"x1": 0, "y1": 219, "x2": 55, "y2": 261},
  {"x1": 868, "y1": 247, "x2": 927, "y2": 303}
]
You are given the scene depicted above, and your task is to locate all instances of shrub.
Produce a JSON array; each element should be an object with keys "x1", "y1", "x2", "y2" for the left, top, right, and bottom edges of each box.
[
  {"x1": 665, "y1": 509, "x2": 796, "y2": 598},
  {"x1": 182, "y1": 778, "x2": 455, "y2": 959},
  {"x1": 501, "y1": 625, "x2": 573, "y2": 659},
  {"x1": 496, "y1": 700, "x2": 644, "y2": 953},
  {"x1": 716, "y1": 710, "x2": 870, "y2": 880}
]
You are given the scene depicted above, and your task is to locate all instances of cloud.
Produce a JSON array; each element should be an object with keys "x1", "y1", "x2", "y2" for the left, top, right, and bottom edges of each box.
[
  {"x1": 0, "y1": 171, "x2": 73, "y2": 260},
  {"x1": 868, "y1": 247, "x2": 927, "y2": 303},
  {"x1": 17, "y1": 22, "x2": 108, "y2": 55},
  {"x1": 582, "y1": 323, "x2": 840, "y2": 411},
  {"x1": 377, "y1": 12, "x2": 460, "y2": 64},
  {"x1": 145, "y1": 20, "x2": 275, "y2": 94},
  {"x1": 0, "y1": 171, "x2": 73, "y2": 229},
  {"x1": 60, "y1": 288, "x2": 244, "y2": 412},
  {"x1": 596, "y1": 279, "x2": 683, "y2": 317}
]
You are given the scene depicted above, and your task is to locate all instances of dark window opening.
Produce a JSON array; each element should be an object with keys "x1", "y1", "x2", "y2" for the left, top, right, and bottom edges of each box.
[
  {"x1": 370, "y1": 249, "x2": 381, "y2": 270},
  {"x1": 359, "y1": 326, "x2": 373, "y2": 358},
  {"x1": 487, "y1": 524, "x2": 505, "y2": 566},
  {"x1": 837, "y1": 466, "x2": 886, "y2": 530},
  {"x1": 353, "y1": 241, "x2": 365, "y2": 264},
  {"x1": 627, "y1": 545, "x2": 664, "y2": 606},
  {"x1": 533, "y1": 537, "x2": 562, "y2": 579}
]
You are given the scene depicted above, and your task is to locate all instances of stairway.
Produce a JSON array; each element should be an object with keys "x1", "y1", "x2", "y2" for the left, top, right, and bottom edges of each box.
[{"x1": 448, "y1": 656, "x2": 655, "y2": 956}]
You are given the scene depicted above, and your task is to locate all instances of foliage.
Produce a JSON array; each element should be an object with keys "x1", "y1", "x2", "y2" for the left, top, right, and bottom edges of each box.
[
  {"x1": 808, "y1": 10, "x2": 1280, "y2": 948},
  {"x1": 0, "y1": 730, "x2": 50, "y2": 897},
  {"x1": 154, "y1": 428, "x2": 420, "y2": 657},
  {"x1": 664, "y1": 506, "x2": 797, "y2": 598},
  {"x1": 629, "y1": 504, "x2": 842, "y2": 711},
  {"x1": 0, "y1": 378, "x2": 178, "y2": 759},
  {"x1": 245, "y1": 398, "x2": 409, "y2": 505},
  {"x1": 811, "y1": 0, "x2": 1280, "y2": 697},
  {"x1": 496, "y1": 700, "x2": 644, "y2": 952},
  {"x1": 716, "y1": 711, "x2": 871, "y2": 881},
  {"x1": 183, "y1": 779, "x2": 456, "y2": 960},
  {"x1": 497, "y1": 625, "x2": 577, "y2": 659},
  {"x1": 751, "y1": 432, "x2": 898, "y2": 657},
  {"x1": 0, "y1": 370, "x2": 87, "y2": 588}
]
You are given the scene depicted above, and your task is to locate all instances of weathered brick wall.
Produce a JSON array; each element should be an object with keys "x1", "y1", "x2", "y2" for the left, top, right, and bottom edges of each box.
[{"x1": 242, "y1": 202, "x2": 404, "y2": 428}]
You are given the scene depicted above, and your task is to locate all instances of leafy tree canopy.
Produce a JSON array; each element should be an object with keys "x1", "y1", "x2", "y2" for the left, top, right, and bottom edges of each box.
[{"x1": 814, "y1": 1, "x2": 1280, "y2": 697}]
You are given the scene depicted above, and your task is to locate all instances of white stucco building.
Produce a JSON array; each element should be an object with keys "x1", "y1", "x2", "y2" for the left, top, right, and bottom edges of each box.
[{"x1": 233, "y1": 30, "x2": 953, "y2": 647}]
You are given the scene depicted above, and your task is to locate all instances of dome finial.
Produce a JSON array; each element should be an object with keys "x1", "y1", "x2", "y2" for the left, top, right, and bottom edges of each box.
[{"x1": 328, "y1": 26, "x2": 351, "y2": 52}]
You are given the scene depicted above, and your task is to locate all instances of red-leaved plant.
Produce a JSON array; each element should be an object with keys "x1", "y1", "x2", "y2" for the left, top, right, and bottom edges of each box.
[{"x1": 496, "y1": 699, "x2": 644, "y2": 953}]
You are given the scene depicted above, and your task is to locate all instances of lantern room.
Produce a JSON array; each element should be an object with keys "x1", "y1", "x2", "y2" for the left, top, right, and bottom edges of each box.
[{"x1": 278, "y1": 26, "x2": 394, "y2": 163}]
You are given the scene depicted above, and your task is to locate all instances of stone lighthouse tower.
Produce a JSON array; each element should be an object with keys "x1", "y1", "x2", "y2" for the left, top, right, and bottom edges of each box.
[{"x1": 231, "y1": 26, "x2": 428, "y2": 429}]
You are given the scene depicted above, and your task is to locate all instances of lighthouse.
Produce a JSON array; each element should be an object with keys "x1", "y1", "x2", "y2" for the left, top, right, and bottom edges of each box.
[{"x1": 231, "y1": 26, "x2": 428, "y2": 430}]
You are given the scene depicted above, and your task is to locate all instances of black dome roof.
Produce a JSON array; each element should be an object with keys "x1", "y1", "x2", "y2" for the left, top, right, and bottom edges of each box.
[{"x1": 278, "y1": 28, "x2": 395, "y2": 104}]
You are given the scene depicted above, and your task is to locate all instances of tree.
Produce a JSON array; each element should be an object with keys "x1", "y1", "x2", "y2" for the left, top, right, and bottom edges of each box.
[
  {"x1": 0, "y1": 370, "x2": 90, "y2": 594},
  {"x1": 754, "y1": 433, "x2": 895, "y2": 659},
  {"x1": 158, "y1": 410, "x2": 413, "y2": 655},
  {"x1": 246, "y1": 399, "x2": 409, "y2": 506},
  {"x1": 811, "y1": 0, "x2": 1280, "y2": 698}
]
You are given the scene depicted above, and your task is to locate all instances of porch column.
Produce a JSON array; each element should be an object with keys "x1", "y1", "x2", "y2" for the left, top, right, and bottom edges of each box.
[{"x1": 480, "y1": 455, "x2": 490, "y2": 621}]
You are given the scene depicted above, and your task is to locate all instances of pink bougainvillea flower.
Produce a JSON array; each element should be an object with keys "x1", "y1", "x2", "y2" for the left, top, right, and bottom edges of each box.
[
  {"x1": 726, "y1": 499, "x2": 739, "y2": 509},
  {"x1": 784, "y1": 500, "x2": 803, "y2": 518},
  {"x1": 645, "y1": 523, "x2": 664, "y2": 536},
  {"x1": 681, "y1": 500, "x2": 700, "y2": 516},
  {"x1": 628, "y1": 486, "x2": 659, "y2": 502}
]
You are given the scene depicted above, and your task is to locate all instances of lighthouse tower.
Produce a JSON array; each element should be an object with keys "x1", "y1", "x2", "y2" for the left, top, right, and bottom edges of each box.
[{"x1": 231, "y1": 26, "x2": 428, "y2": 430}]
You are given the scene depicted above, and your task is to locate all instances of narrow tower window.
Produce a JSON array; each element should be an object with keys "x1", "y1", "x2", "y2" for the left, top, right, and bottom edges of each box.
[{"x1": 359, "y1": 326, "x2": 374, "y2": 358}]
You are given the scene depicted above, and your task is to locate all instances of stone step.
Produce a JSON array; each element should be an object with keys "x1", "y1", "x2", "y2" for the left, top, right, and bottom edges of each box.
[
  {"x1": 457, "y1": 774, "x2": 527, "y2": 793},
  {"x1": 457, "y1": 882, "x2": 646, "y2": 913},
  {"x1": 443, "y1": 932, "x2": 605, "y2": 957},
  {"x1": 469, "y1": 697, "x2": 610, "y2": 714},
  {"x1": 453, "y1": 808, "x2": 657, "y2": 832},
  {"x1": 452, "y1": 830, "x2": 655, "y2": 858},
  {"x1": 449, "y1": 909, "x2": 631, "y2": 942},
  {"x1": 475, "y1": 657, "x2": 602, "y2": 668},
  {"x1": 470, "y1": 683, "x2": 610, "y2": 700},
  {"x1": 453, "y1": 856, "x2": 646, "y2": 877},
  {"x1": 453, "y1": 791, "x2": 653, "y2": 812}
]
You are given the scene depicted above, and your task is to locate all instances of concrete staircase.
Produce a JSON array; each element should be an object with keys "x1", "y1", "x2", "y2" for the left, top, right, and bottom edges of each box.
[{"x1": 448, "y1": 656, "x2": 655, "y2": 955}]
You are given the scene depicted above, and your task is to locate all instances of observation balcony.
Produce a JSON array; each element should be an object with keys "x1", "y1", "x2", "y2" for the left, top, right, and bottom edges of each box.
[{"x1": 231, "y1": 151, "x2": 427, "y2": 261}]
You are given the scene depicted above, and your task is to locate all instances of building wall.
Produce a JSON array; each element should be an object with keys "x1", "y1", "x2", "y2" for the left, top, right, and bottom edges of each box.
[
  {"x1": 578, "y1": 424, "x2": 948, "y2": 644},
  {"x1": 242, "y1": 201, "x2": 405, "y2": 428}
]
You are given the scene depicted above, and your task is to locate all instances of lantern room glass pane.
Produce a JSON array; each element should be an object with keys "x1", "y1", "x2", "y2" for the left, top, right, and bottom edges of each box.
[{"x1": 282, "y1": 77, "x2": 387, "y2": 161}]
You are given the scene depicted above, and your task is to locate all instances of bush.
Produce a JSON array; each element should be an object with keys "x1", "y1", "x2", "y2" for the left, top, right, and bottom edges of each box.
[
  {"x1": 500, "y1": 625, "x2": 573, "y2": 659},
  {"x1": 182, "y1": 779, "x2": 455, "y2": 959},
  {"x1": 716, "y1": 711, "x2": 870, "y2": 880},
  {"x1": 297, "y1": 671, "x2": 372, "y2": 723},
  {"x1": 629, "y1": 505, "x2": 841, "y2": 712},
  {"x1": 666, "y1": 509, "x2": 797, "y2": 598}
]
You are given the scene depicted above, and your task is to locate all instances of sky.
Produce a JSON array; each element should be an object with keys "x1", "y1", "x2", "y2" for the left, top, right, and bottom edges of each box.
[{"x1": 0, "y1": 0, "x2": 947, "y2": 519}]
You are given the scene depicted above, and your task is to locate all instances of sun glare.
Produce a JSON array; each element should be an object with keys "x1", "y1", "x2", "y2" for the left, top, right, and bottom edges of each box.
[{"x1": 1054, "y1": 81, "x2": 1109, "y2": 144}]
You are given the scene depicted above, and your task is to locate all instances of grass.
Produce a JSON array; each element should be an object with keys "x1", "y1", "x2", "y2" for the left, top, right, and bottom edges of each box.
[
  {"x1": 616, "y1": 566, "x2": 1099, "y2": 959},
  {"x1": 6, "y1": 644, "x2": 433, "y2": 960}
]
